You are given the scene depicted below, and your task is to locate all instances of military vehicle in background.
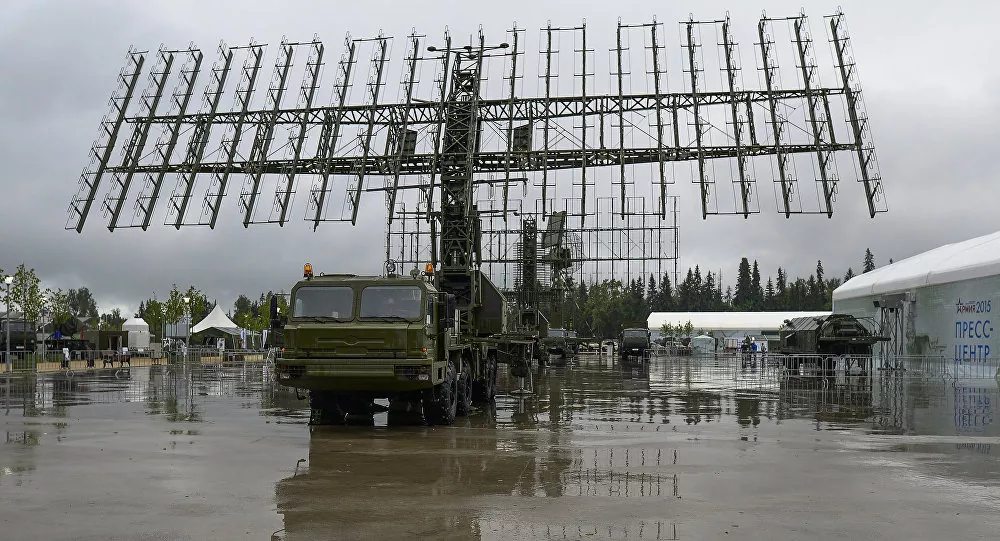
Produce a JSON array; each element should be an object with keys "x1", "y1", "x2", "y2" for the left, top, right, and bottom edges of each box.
[
  {"x1": 541, "y1": 328, "x2": 580, "y2": 366},
  {"x1": 619, "y1": 328, "x2": 652, "y2": 363},
  {"x1": 777, "y1": 314, "x2": 887, "y2": 372},
  {"x1": 272, "y1": 262, "x2": 529, "y2": 425},
  {"x1": 1, "y1": 317, "x2": 38, "y2": 354}
]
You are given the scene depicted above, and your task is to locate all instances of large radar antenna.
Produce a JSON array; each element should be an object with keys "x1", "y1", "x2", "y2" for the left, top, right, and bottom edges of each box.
[{"x1": 66, "y1": 10, "x2": 885, "y2": 288}]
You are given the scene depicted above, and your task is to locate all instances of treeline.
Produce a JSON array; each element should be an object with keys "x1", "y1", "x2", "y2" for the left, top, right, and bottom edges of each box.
[
  {"x1": 0, "y1": 264, "x2": 287, "y2": 340},
  {"x1": 230, "y1": 292, "x2": 289, "y2": 332},
  {"x1": 1, "y1": 264, "x2": 106, "y2": 342},
  {"x1": 568, "y1": 249, "x2": 880, "y2": 339},
  {"x1": 136, "y1": 288, "x2": 290, "y2": 335},
  {"x1": 3, "y1": 247, "x2": 885, "y2": 345},
  {"x1": 135, "y1": 284, "x2": 216, "y2": 336}
]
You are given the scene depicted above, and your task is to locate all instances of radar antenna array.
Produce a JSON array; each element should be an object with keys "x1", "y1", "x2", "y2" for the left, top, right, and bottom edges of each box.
[{"x1": 66, "y1": 10, "x2": 885, "y2": 286}]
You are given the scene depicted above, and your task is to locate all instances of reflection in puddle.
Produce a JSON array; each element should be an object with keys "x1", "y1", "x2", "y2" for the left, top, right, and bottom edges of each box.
[{"x1": 3, "y1": 355, "x2": 1000, "y2": 538}]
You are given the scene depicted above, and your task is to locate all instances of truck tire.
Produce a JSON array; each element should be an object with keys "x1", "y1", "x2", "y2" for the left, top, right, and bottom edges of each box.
[
  {"x1": 423, "y1": 360, "x2": 457, "y2": 426},
  {"x1": 457, "y1": 359, "x2": 473, "y2": 417},
  {"x1": 473, "y1": 353, "x2": 497, "y2": 402}
]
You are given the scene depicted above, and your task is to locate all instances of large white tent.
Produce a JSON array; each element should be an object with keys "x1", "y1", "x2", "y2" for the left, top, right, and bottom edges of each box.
[
  {"x1": 191, "y1": 305, "x2": 240, "y2": 335},
  {"x1": 833, "y1": 230, "x2": 1000, "y2": 360},
  {"x1": 648, "y1": 311, "x2": 830, "y2": 333},
  {"x1": 834, "y1": 230, "x2": 1000, "y2": 300}
]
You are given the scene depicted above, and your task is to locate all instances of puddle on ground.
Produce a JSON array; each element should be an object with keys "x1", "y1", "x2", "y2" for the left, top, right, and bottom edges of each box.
[{"x1": 1, "y1": 356, "x2": 999, "y2": 540}]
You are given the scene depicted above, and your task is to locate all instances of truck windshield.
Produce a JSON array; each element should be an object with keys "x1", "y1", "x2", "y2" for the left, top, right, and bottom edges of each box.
[
  {"x1": 293, "y1": 286, "x2": 354, "y2": 319},
  {"x1": 624, "y1": 330, "x2": 647, "y2": 338},
  {"x1": 360, "y1": 286, "x2": 423, "y2": 320},
  {"x1": 548, "y1": 329, "x2": 566, "y2": 338}
]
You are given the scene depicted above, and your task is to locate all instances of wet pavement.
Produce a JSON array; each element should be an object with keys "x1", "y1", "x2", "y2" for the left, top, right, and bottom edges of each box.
[{"x1": 2, "y1": 355, "x2": 1000, "y2": 540}]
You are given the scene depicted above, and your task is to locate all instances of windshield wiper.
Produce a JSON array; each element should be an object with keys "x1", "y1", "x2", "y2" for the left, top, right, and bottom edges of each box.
[{"x1": 362, "y1": 316, "x2": 411, "y2": 322}]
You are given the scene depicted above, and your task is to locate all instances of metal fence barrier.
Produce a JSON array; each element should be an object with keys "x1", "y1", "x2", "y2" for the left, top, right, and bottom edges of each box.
[
  {"x1": 1, "y1": 347, "x2": 273, "y2": 374},
  {"x1": 646, "y1": 351, "x2": 999, "y2": 382}
]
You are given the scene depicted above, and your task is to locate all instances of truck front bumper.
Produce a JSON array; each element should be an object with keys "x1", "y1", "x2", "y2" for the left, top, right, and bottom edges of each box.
[{"x1": 275, "y1": 357, "x2": 446, "y2": 392}]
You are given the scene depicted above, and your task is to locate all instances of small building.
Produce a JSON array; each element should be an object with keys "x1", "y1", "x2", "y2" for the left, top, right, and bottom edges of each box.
[
  {"x1": 647, "y1": 311, "x2": 831, "y2": 352},
  {"x1": 122, "y1": 317, "x2": 151, "y2": 350},
  {"x1": 83, "y1": 330, "x2": 128, "y2": 352},
  {"x1": 833, "y1": 230, "x2": 1000, "y2": 362}
]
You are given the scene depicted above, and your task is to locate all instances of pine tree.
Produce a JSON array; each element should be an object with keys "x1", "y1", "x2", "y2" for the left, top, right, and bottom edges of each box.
[
  {"x1": 658, "y1": 273, "x2": 674, "y2": 311},
  {"x1": 775, "y1": 267, "x2": 788, "y2": 310},
  {"x1": 646, "y1": 274, "x2": 657, "y2": 310},
  {"x1": 703, "y1": 271, "x2": 717, "y2": 311},
  {"x1": 863, "y1": 249, "x2": 875, "y2": 273},
  {"x1": 734, "y1": 257, "x2": 752, "y2": 309},
  {"x1": 844, "y1": 267, "x2": 855, "y2": 282},
  {"x1": 692, "y1": 266, "x2": 703, "y2": 310},
  {"x1": 751, "y1": 260, "x2": 763, "y2": 310},
  {"x1": 765, "y1": 278, "x2": 775, "y2": 310},
  {"x1": 813, "y1": 260, "x2": 825, "y2": 308},
  {"x1": 677, "y1": 268, "x2": 695, "y2": 311}
]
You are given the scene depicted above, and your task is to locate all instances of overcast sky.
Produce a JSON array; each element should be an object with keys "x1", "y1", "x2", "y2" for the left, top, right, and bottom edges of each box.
[{"x1": 1, "y1": 0, "x2": 998, "y2": 317}]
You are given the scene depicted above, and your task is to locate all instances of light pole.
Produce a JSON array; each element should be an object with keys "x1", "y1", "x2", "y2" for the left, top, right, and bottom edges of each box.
[
  {"x1": 183, "y1": 296, "x2": 191, "y2": 354},
  {"x1": 3, "y1": 276, "x2": 12, "y2": 373}
]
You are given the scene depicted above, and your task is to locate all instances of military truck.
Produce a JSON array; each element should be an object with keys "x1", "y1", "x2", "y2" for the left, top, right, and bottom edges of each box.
[
  {"x1": 618, "y1": 327, "x2": 652, "y2": 363},
  {"x1": 778, "y1": 314, "x2": 887, "y2": 372},
  {"x1": 272, "y1": 263, "x2": 529, "y2": 425},
  {"x1": 541, "y1": 328, "x2": 571, "y2": 366}
]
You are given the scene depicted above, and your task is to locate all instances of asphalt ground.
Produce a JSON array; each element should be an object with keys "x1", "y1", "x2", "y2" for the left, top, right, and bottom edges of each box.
[{"x1": 1, "y1": 355, "x2": 998, "y2": 540}]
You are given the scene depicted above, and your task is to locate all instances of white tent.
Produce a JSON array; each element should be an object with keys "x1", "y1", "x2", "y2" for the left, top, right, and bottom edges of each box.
[
  {"x1": 832, "y1": 230, "x2": 1000, "y2": 360},
  {"x1": 122, "y1": 317, "x2": 150, "y2": 349},
  {"x1": 191, "y1": 305, "x2": 240, "y2": 335},
  {"x1": 834, "y1": 229, "x2": 1000, "y2": 301},
  {"x1": 122, "y1": 318, "x2": 149, "y2": 332},
  {"x1": 690, "y1": 335, "x2": 717, "y2": 354},
  {"x1": 648, "y1": 312, "x2": 830, "y2": 332}
]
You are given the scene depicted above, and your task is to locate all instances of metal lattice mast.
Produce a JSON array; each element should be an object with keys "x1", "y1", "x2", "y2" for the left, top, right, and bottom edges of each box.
[{"x1": 434, "y1": 33, "x2": 496, "y2": 329}]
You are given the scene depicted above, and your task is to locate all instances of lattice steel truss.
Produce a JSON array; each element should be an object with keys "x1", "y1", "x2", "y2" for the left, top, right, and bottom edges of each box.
[{"x1": 67, "y1": 10, "x2": 885, "y2": 294}]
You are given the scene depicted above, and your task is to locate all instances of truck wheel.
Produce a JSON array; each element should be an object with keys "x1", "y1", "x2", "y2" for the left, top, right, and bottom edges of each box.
[
  {"x1": 423, "y1": 360, "x2": 457, "y2": 426},
  {"x1": 457, "y1": 359, "x2": 473, "y2": 417},
  {"x1": 309, "y1": 391, "x2": 347, "y2": 425},
  {"x1": 473, "y1": 353, "x2": 497, "y2": 402}
]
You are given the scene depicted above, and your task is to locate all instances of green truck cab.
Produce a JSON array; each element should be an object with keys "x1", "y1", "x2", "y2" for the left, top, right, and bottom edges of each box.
[
  {"x1": 619, "y1": 327, "x2": 652, "y2": 362},
  {"x1": 273, "y1": 264, "x2": 508, "y2": 426},
  {"x1": 540, "y1": 328, "x2": 570, "y2": 365}
]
